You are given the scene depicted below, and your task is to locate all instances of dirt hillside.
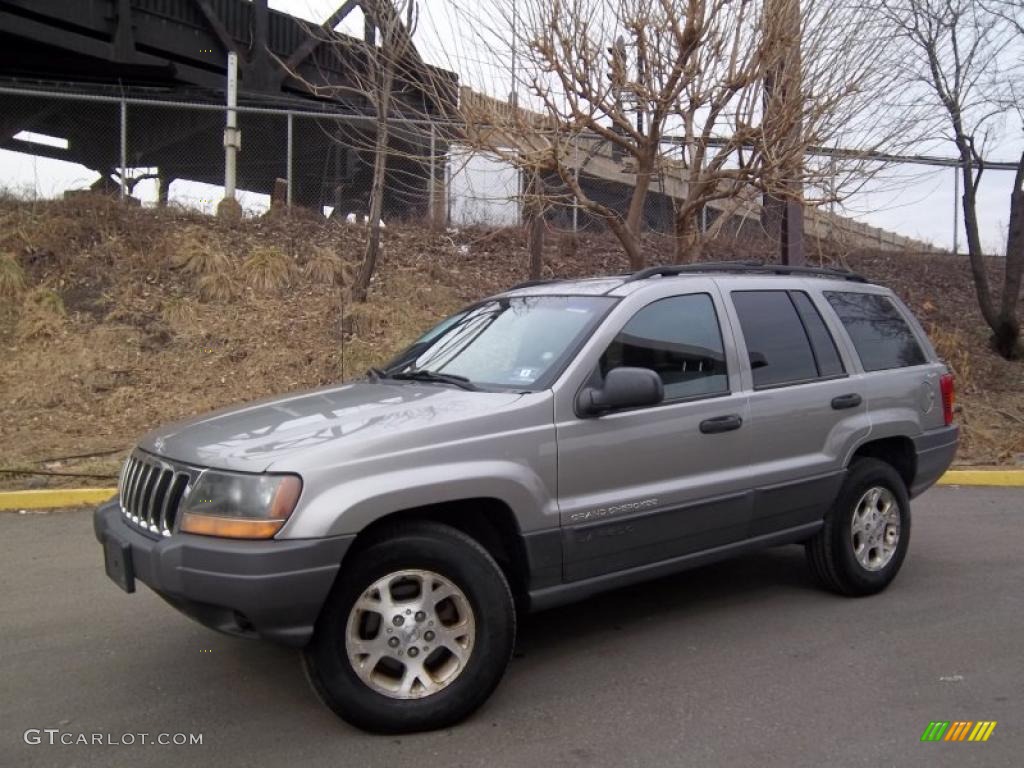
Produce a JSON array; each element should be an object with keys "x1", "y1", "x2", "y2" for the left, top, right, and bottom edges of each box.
[{"x1": 1, "y1": 196, "x2": 1020, "y2": 489}]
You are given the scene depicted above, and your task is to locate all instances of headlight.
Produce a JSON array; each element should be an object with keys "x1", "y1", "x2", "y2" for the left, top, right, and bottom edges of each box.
[{"x1": 179, "y1": 471, "x2": 302, "y2": 539}]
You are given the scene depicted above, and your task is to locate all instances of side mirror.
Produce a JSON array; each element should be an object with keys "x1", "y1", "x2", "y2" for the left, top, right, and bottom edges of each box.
[{"x1": 578, "y1": 367, "x2": 665, "y2": 416}]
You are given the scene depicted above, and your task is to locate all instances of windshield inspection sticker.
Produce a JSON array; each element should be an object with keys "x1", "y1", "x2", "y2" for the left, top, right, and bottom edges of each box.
[{"x1": 514, "y1": 368, "x2": 538, "y2": 380}]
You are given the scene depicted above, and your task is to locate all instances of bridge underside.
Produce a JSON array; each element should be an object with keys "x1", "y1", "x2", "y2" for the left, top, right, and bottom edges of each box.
[
  {"x1": 0, "y1": 0, "x2": 453, "y2": 215},
  {"x1": 2, "y1": 91, "x2": 438, "y2": 216}
]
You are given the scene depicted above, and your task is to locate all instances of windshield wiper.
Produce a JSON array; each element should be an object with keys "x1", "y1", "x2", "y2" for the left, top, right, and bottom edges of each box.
[{"x1": 387, "y1": 369, "x2": 480, "y2": 391}]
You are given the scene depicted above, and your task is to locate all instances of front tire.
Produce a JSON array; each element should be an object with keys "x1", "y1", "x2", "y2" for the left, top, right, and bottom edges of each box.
[
  {"x1": 303, "y1": 521, "x2": 516, "y2": 733},
  {"x1": 806, "y1": 458, "x2": 911, "y2": 596}
]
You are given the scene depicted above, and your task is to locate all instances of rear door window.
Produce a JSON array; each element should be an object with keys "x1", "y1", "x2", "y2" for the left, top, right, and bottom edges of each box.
[
  {"x1": 824, "y1": 292, "x2": 927, "y2": 371},
  {"x1": 731, "y1": 291, "x2": 819, "y2": 388},
  {"x1": 790, "y1": 291, "x2": 845, "y2": 377}
]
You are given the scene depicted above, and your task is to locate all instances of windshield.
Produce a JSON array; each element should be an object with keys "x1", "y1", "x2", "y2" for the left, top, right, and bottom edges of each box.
[{"x1": 385, "y1": 295, "x2": 615, "y2": 389}]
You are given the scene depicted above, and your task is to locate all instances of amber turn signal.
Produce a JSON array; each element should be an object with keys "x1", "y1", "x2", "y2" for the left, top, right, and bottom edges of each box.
[
  {"x1": 179, "y1": 513, "x2": 285, "y2": 539},
  {"x1": 269, "y1": 475, "x2": 303, "y2": 520}
]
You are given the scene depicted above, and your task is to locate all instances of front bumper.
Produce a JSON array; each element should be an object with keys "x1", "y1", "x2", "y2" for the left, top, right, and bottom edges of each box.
[
  {"x1": 93, "y1": 501, "x2": 353, "y2": 646},
  {"x1": 911, "y1": 425, "x2": 960, "y2": 498}
]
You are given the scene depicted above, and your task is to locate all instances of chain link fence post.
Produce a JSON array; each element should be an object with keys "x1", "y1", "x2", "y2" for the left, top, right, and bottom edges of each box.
[
  {"x1": 119, "y1": 97, "x2": 127, "y2": 202},
  {"x1": 286, "y1": 111, "x2": 294, "y2": 209},
  {"x1": 428, "y1": 124, "x2": 436, "y2": 225},
  {"x1": 573, "y1": 143, "x2": 579, "y2": 232}
]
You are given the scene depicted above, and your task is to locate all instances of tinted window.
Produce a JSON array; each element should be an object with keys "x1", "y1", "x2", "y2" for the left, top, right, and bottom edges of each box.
[
  {"x1": 732, "y1": 291, "x2": 818, "y2": 388},
  {"x1": 825, "y1": 292, "x2": 927, "y2": 371},
  {"x1": 599, "y1": 294, "x2": 728, "y2": 400},
  {"x1": 790, "y1": 292, "x2": 845, "y2": 377}
]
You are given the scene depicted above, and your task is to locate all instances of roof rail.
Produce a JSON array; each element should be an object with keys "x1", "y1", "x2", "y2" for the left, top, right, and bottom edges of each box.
[
  {"x1": 625, "y1": 261, "x2": 869, "y2": 283},
  {"x1": 508, "y1": 278, "x2": 561, "y2": 290}
]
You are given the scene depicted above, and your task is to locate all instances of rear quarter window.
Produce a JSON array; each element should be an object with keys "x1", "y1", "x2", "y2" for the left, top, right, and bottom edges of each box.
[{"x1": 824, "y1": 291, "x2": 927, "y2": 371}]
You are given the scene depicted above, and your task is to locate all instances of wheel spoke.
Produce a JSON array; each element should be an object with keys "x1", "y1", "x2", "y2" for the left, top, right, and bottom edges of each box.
[
  {"x1": 881, "y1": 500, "x2": 898, "y2": 524},
  {"x1": 866, "y1": 488, "x2": 881, "y2": 510},
  {"x1": 350, "y1": 647, "x2": 384, "y2": 671},
  {"x1": 429, "y1": 582, "x2": 458, "y2": 605},
  {"x1": 398, "y1": 659, "x2": 431, "y2": 695},
  {"x1": 438, "y1": 625, "x2": 472, "y2": 659},
  {"x1": 854, "y1": 539, "x2": 868, "y2": 567},
  {"x1": 355, "y1": 589, "x2": 395, "y2": 617}
]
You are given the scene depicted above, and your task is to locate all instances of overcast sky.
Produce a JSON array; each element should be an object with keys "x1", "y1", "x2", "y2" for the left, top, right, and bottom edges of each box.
[{"x1": 272, "y1": 0, "x2": 1022, "y2": 254}]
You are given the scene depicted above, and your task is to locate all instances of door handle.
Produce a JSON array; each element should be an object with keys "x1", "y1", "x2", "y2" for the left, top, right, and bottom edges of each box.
[
  {"x1": 699, "y1": 414, "x2": 743, "y2": 434},
  {"x1": 831, "y1": 393, "x2": 863, "y2": 410}
]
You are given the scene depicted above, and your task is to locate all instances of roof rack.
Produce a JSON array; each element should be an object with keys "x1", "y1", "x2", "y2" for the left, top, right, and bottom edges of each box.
[
  {"x1": 507, "y1": 278, "x2": 562, "y2": 290},
  {"x1": 625, "y1": 260, "x2": 869, "y2": 283}
]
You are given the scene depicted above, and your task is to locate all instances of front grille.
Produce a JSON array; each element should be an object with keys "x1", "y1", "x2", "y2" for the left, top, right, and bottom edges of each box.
[{"x1": 118, "y1": 451, "x2": 190, "y2": 537}]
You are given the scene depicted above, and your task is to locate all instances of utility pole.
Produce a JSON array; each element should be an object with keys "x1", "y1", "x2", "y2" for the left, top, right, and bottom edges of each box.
[
  {"x1": 761, "y1": 0, "x2": 804, "y2": 265},
  {"x1": 119, "y1": 97, "x2": 127, "y2": 202},
  {"x1": 953, "y1": 167, "x2": 960, "y2": 254},
  {"x1": 511, "y1": 0, "x2": 523, "y2": 226},
  {"x1": 217, "y1": 51, "x2": 242, "y2": 220},
  {"x1": 510, "y1": 0, "x2": 518, "y2": 109}
]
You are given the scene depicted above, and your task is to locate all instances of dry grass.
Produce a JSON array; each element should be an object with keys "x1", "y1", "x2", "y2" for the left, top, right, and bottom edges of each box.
[
  {"x1": 243, "y1": 246, "x2": 294, "y2": 292},
  {"x1": 196, "y1": 271, "x2": 240, "y2": 302},
  {"x1": 16, "y1": 286, "x2": 66, "y2": 340},
  {"x1": 0, "y1": 251, "x2": 25, "y2": 297},
  {"x1": 170, "y1": 228, "x2": 231, "y2": 276},
  {"x1": 304, "y1": 245, "x2": 344, "y2": 284},
  {"x1": 0, "y1": 195, "x2": 1021, "y2": 490},
  {"x1": 340, "y1": 271, "x2": 462, "y2": 377},
  {"x1": 160, "y1": 296, "x2": 196, "y2": 325},
  {"x1": 928, "y1": 324, "x2": 974, "y2": 393}
]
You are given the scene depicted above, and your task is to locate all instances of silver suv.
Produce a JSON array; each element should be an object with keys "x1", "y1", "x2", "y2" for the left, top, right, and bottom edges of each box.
[{"x1": 95, "y1": 262, "x2": 958, "y2": 733}]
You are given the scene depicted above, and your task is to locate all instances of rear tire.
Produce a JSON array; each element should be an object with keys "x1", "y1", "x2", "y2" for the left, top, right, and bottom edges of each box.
[
  {"x1": 303, "y1": 521, "x2": 516, "y2": 733},
  {"x1": 806, "y1": 458, "x2": 911, "y2": 596}
]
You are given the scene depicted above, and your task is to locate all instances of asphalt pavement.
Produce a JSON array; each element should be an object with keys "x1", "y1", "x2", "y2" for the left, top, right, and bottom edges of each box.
[{"x1": 2, "y1": 486, "x2": 1021, "y2": 768}]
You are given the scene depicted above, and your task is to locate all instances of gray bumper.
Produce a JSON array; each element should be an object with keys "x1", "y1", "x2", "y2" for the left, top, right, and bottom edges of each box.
[
  {"x1": 911, "y1": 425, "x2": 960, "y2": 497},
  {"x1": 93, "y1": 501, "x2": 353, "y2": 646}
]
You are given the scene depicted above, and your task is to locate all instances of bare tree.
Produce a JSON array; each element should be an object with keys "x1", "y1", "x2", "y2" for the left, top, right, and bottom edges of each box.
[
  {"x1": 985, "y1": 0, "x2": 1024, "y2": 357},
  {"x1": 280, "y1": 0, "x2": 455, "y2": 303},
  {"x1": 452, "y1": 0, "x2": 919, "y2": 266},
  {"x1": 459, "y1": 0, "x2": 690, "y2": 269},
  {"x1": 881, "y1": 0, "x2": 1022, "y2": 358},
  {"x1": 349, "y1": 1, "x2": 408, "y2": 303}
]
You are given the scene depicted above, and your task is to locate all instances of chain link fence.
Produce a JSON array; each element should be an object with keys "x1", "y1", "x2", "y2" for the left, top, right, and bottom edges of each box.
[
  {"x1": 0, "y1": 86, "x2": 469, "y2": 225},
  {"x1": 0, "y1": 84, "x2": 974, "y2": 254}
]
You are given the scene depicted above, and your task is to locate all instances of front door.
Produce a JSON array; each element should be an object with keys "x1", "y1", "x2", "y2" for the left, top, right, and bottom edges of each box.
[{"x1": 555, "y1": 288, "x2": 753, "y2": 582}]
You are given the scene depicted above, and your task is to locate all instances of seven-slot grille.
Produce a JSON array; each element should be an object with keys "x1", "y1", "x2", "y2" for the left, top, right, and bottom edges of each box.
[{"x1": 118, "y1": 452, "x2": 190, "y2": 537}]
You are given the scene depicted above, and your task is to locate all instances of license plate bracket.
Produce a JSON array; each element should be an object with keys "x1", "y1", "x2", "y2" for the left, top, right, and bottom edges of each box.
[{"x1": 104, "y1": 537, "x2": 135, "y2": 593}]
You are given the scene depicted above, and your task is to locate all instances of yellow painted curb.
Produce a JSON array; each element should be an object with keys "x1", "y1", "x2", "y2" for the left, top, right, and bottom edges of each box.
[
  {"x1": 936, "y1": 471, "x2": 1024, "y2": 487},
  {"x1": 0, "y1": 488, "x2": 117, "y2": 510},
  {"x1": 0, "y1": 470, "x2": 1021, "y2": 512}
]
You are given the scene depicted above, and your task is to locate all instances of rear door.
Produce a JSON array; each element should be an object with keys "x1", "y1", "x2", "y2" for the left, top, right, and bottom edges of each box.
[{"x1": 721, "y1": 280, "x2": 870, "y2": 536}]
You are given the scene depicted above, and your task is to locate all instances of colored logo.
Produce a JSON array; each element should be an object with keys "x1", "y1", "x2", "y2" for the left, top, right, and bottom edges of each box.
[{"x1": 921, "y1": 721, "x2": 997, "y2": 742}]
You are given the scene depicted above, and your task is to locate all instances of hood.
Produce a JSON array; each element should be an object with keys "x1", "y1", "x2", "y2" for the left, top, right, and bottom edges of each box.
[{"x1": 137, "y1": 380, "x2": 525, "y2": 472}]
